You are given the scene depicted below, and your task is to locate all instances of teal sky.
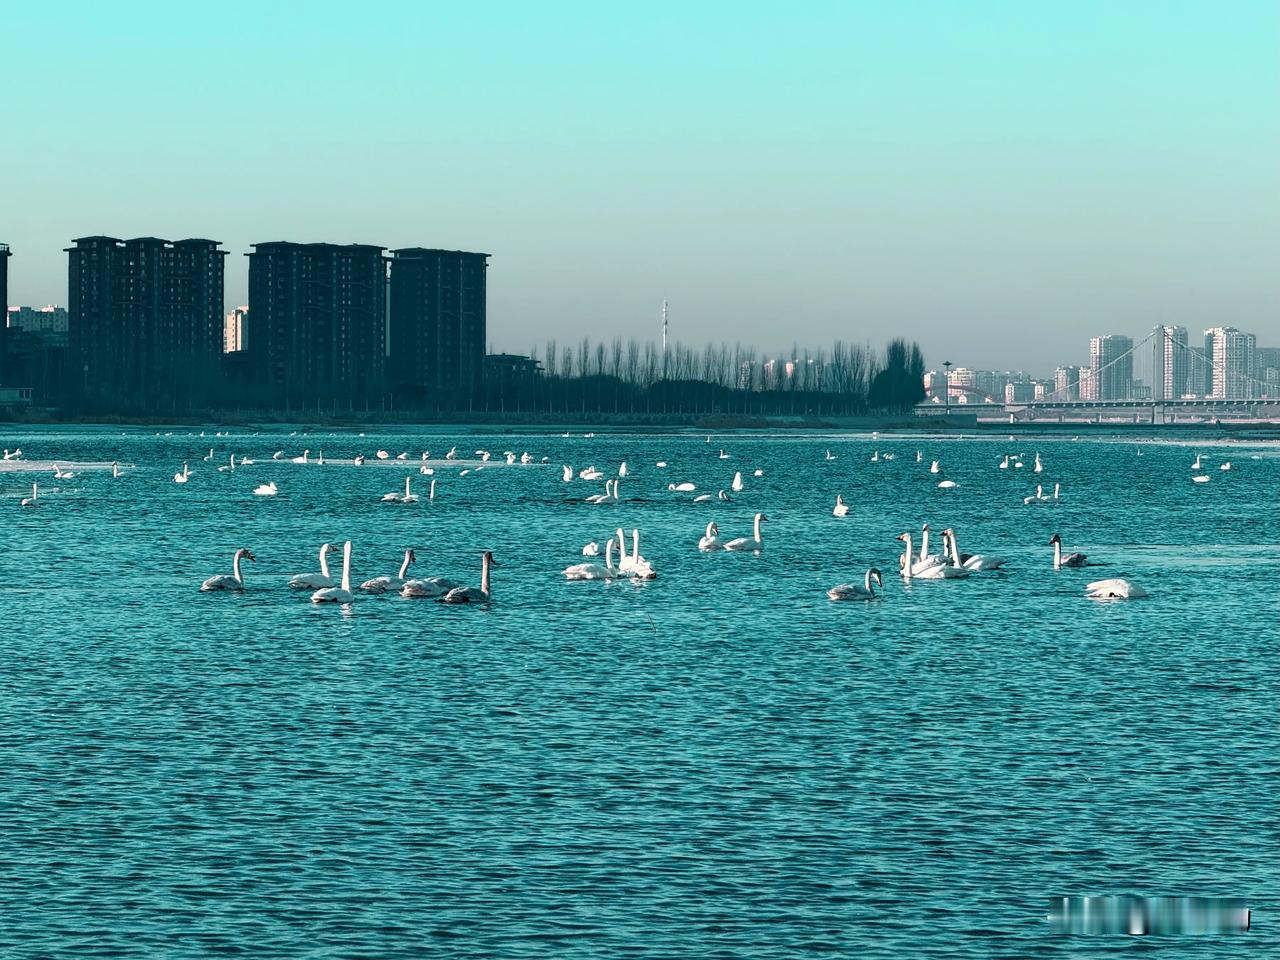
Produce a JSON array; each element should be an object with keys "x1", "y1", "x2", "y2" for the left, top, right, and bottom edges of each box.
[{"x1": 2, "y1": 0, "x2": 1277, "y2": 371}]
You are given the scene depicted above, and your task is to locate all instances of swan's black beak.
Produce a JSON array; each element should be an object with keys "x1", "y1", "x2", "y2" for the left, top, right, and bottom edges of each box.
[{"x1": 245, "y1": 551, "x2": 256, "y2": 561}]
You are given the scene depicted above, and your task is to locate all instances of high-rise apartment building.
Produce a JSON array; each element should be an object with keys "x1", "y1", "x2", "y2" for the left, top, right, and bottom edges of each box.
[
  {"x1": 246, "y1": 242, "x2": 388, "y2": 410},
  {"x1": 66, "y1": 236, "x2": 226, "y2": 411},
  {"x1": 1053, "y1": 365, "x2": 1081, "y2": 401},
  {"x1": 1258, "y1": 347, "x2": 1280, "y2": 395},
  {"x1": 1078, "y1": 365, "x2": 1097, "y2": 401},
  {"x1": 0, "y1": 244, "x2": 13, "y2": 386},
  {"x1": 1152, "y1": 325, "x2": 1189, "y2": 400},
  {"x1": 1088, "y1": 334, "x2": 1133, "y2": 401},
  {"x1": 224, "y1": 306, "x2": 248, "y2": 353},
  {"x1": 1204, "y1": 326, "x2": 1257, "y2": 399},
  {"x1": 388, "y1": 248, "x2": 488, "y2": 405}
]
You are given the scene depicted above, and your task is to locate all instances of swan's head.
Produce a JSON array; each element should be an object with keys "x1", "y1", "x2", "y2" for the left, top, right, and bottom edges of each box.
[
  {"x1": 1048, "y1": 533, "x2": 1061, "y2": 545},
  {"x1": 895, "y1": 533, "x2": 909, "y2": 542},
  {"x1": 482, "y1": 551, "x2": 498, "y2": 566},
  {"x1": 236, "y1": 549, "x2": 256, "y2": 562},
  {"x1": 756, "y1": 513, "x2": 769, "y2": 523},
  {"x1": 921, "y1": 522, "x2": 929, "y2": 531},
  {"x1": 407, "y1": 549, "x2": 417, "y2": 563},
  {"x1": 321, "y1": 542, "x2": 334, "y2": 555},
  {"x1": 868, "y1": 568, "x2": 883, "y2": 589}
]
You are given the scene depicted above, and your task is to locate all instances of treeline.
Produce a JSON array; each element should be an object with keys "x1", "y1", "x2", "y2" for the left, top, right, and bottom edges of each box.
[{"x1": 481, "y1": 337, "x2": 926, "y2": 416}]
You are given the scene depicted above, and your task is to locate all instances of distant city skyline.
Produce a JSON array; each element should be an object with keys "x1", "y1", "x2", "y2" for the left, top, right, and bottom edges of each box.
[{"x1": 3, "y1": 2, "x2": 1278, "y2": 369}]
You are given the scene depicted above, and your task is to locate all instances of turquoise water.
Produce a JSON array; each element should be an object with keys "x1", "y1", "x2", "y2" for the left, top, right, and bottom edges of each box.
[{"x1": 2, "y1": 427, "x2": 1276, "y2": 957}]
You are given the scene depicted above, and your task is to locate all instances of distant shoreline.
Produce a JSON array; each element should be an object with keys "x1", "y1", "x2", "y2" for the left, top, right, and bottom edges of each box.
[{"x1": 3, "y1": 410, "x2": 1279, "y2": 439}]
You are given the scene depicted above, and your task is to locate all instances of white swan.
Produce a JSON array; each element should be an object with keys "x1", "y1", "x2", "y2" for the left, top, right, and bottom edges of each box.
[
  {"x1": 698, "y1": 521, "x2": 723, "y2": 551},
  {"x1": 53, "y1": 463, "x2": 76, "y2": 480},
  {"x1": 718, "y1": 449, "x2": 730, "y2": 460},
  {"x1": 718, "y1": 489, "x2": 730, "y2": 501},
  {"x1": 112, "y1": 461, "x2": 121, "y2": 478},
  {"x1": 377, "y1": 449, "x2": 390, "y2": 460},
  {"x1": 361, "y1": 549, "x2": 416, "y2": 593},
  {"x1": 1085, "y1": 578, "x2": 1147, "y2": 600},
  {"x1": 585, "y1": 479, "x2": 616, "y2": 504},
  {"x1": 429, "y1": 479, "x2": 437, "y2": 501},
  {"x1": 623, "y1": 528, "x2": 656, "y2": 579},
  {"x1": 354, "y1": 454, "x2": 365, "y2": 466},
  {"x1": 1192, "y1": 474, "x2": 1210, "y2": 484},
  {"x1": 753, "y1": 468, "x2": 763, "y2": 477},
  {"x1": 723, "y1": 513, "x2": 767, "y2": 551},
  {"x1": 1220, "y1": 461, "x2": 1232, "y2": 471},
  {"x1": 201, "y1": 548, "x2": 255, "y2": 591},
  {"x1": 828, "y1": 568, "x2": 883, "y2": 601},
  {"x1": 731, "y1": 471, "x2": 743, "y2": 492},
  {"x1": 290, "y1": 542, "x2": 335, "y2": 589},
  {"x1": 445, "y1": 446, "x2": 458, "y2": 460},
  {"x1": 896, "y1": 533, "x2": 966, "y2": 579},
  {"x1": 400, "y1": 566, "x2": 461, "y2": 597},
  {"x1": 272, "y1": 450, "x2": 285, "y2": 460},
  {"x1": 173, "y1": 462, "x2": 190, "y2": 484},
  {"x1": 401, "y1": 477, "x2": 419, "y2": 503},
  {"x1": 1191, "y1": 454, "x2": 1202, "y2": 470},
  {"x1": 217, "y1": 453, "x2": 236, "y2": 473},
  {"x1": 693, "y1": 492, "x2": 714, "y2": 503},
  {"x1": 871, "y1": 450, "x2": 879, "y2": 463},
  {"x1": 202, "y1": 448, "x2": 214, "y2": 461},
  {"x1": 441, "y1": 551, "x2": 496, "y2": 604},
  {"x1": 579, "y1": 466, "x2": 603, "y2": 481},
  {"x1": 899, "y1": 523, "x2": 945, "y2": 574},
  {"x1": 564, "y1": 539, "x2": 616, "y2": 580},
  {"x1": 1033, "y1": 453, "x2": 1043, "y2": 473},
  {"x1": 397, "y1": 451, "x2": 409, "y2": 461},
  {"x1": 937, "y1": 480, "x2": 957, "y2": 489},
  {"x1": 1049, "y1": 533, "x2": 1088, "y2": 569},
  {"x1": 618, "y1": 461, "x2": 628, "y2": 477},
  {"x1": 20, "y1": 482, "x2": 38, "y2": 507},
  {"x1": 1023, "y1": 484, "x2": 1051, "y2": 505},
  {"x1": 582, "y1": 541, "x2": 600, "y2": 556},
  {"x1": 312, "y1": 541, "x2": 354, "y2": 603},
  {"x1": 999, "y1": 455, "x2": 1009, "y2": 469},
  {"x1": 929, "y1": 460, "x2": 940, "y2": 474},
  {"x1": 832, "y1": 494, "x2": 849, "y2": 517},
  {"x1": 562, "y1": 465, "x2": 574, "y2": 482},
  {"x1": 668, "y1": 481, "x2": 696, "y2": 492},
  {"x1": 291, "y1": 449, "x2": 310, "y2": 464},
  {"x1": 945, "y1": 528, "x2": 1005, "y2": 571},
  {"x1": 824, "y1": 450, "x2": 836, "y2": 461},
  {"x1": 253, "y1": 480, "x2": 278, "y2": 496}
]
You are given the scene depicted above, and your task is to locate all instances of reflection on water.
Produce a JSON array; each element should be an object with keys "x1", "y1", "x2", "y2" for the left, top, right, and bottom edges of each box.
[{"x1": 1, "y1": 427, "x2": 1276, "y2": 958}]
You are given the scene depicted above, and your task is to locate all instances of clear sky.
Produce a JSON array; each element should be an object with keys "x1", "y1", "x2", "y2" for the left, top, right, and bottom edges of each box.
[{"x1": 2, "y1": 0, "x2": 1277, "y2": 372}]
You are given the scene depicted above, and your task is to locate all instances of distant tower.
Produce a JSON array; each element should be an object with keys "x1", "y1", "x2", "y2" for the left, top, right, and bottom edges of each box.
[{"x1": 661, "y1": 299, "x2": 668, "y2": 379}]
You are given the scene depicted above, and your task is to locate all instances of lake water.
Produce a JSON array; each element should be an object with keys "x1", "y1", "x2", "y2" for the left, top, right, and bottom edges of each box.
[{"x1": 2, "y1": 426, "x2": 1276, "y2": 957}]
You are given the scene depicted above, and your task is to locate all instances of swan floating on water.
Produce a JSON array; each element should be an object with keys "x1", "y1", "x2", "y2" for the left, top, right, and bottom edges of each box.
[
  {"x1": 291, "y1": 450, "x2": 310, "y2": 464},
  {"x1": 361, "y1": 549, "x2": 416, "y2": 593},
  {"x1": 564, "y1": 539, "x2": 616, "y2": 580},
  {"x1": 945, "y1": 528, "x2": 1005, "y2": 570},
  {"x1": 53, "y1": 464, "x2": 76, "y2": 480},
  {"x1": 1192, "y1": 474, "x2": 1210, "y2": 484},
  {"x1": 440, "y1": 551, "x2": 496, "y2": 604},
  {"x1": 311, "y1": 541, "x2": 354, "y2": 603},
  {"x1": 20, "y1": 482, "x2": 38, "y2": 507},
  {"x1": 668, "y1": 481, "x2": 696, "y2": 492},
  {"x1": 173, "y1": 462, "x2": 190, "y2": 484},
  {"x1": 253, "y1": 480, "x2": 278, "y2": 496},
  {"x1": 1049, "y1": 533, "x2": 1088, "y2": 569},
  {"x1": 832, "y1": 494, "x2": 849, "y2": 517},
  {"x1": 897, "y1": 532, "x2": 966, "y2": 579},
  {"x1": 201, "y1": 548, "x2": 255, "y2": 591},
  {"x1": 290, "y1": 543, "x2": 335, "y2": 590},
  {"x1": 937, "y1": 480, "x2": 957, "y2": 489},
  {"x1": 723, "y1": 513, "x2": 767, "y2": 551},
  {"x1": 1085, "y1": 578, "x2": 1147, "y2": 600},
  {"x1": 698, "y1": 521, "x2": 723, "y2": 551},
  {"x1": 929, "y1": 460, "x2": 940, "y2": 474},
  {"x1": 731, "y1": 471, "x2": 743, "y2": 492},
  {"x1": 582, "y1": 541, "x2": 600, "y2": 556},
  {"x1": 828, "y1": 568, "x2": 883, "y2": 601}
]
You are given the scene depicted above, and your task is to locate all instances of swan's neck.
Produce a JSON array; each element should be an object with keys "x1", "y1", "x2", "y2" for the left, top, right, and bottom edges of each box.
[
  {"x1": 864, "y1": 569, "x2": 874, "y2": 594},
  {"x1": 340, "y1": 543, "x2": 352, "y2": 592},
  {"x1": 605, "y1": 539, "x2": 615, "y2": 569},
  {"x1": 398, "y1": 551, "x2": 412, "y2": 579},
  {"x1": 901, "y1": 536, "x2": 913, "y2": 579},
  {"x1": 631, "y1": 530, "x2": 640, "y2": 562},
  {"x1": 319, "y1": 547, "x2": 331, "y2": 579},
  {"x1": 616, "y1": 530, "x2": 627, "y2": 559},
  {"x1": 948, "y1": 533, "x2": 960, "y2": 565},
  {"x1": 753, "y1": 515, "x2": 762, "y2": 543},
  {"x1": 430, "y1": 479, "x2": 436, "y2": 499},
  {"x1": 233, "y1": 552, "x2": 243, "y2": 584},
  {"x1": 481, "y1": 556, "x2": 491, "y2": 596},
  {"x1": 405, "y1": 477, "x2": 411, "y2": 496},
  {"x1": 920, "y1": 528, "x2": 930, "y2": 557},
  {"x1": 1053, "y1": 540, "x2": 1062, "y2": 569}
]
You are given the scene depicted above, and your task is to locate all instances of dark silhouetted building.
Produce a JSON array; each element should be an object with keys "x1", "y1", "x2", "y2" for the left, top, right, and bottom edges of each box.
[
  {"x1": 66, "y1": 236, "x2": 227, "y2": 412},
  {"x1": 245, "y1": 242, "x2": 388, "y2": 411},
  {"x1": 389, "y1": 248, "x2": 488, "y2": 408},
  {"x1": 0, "y1": 244, "x2": 9, "y2": 316}
]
